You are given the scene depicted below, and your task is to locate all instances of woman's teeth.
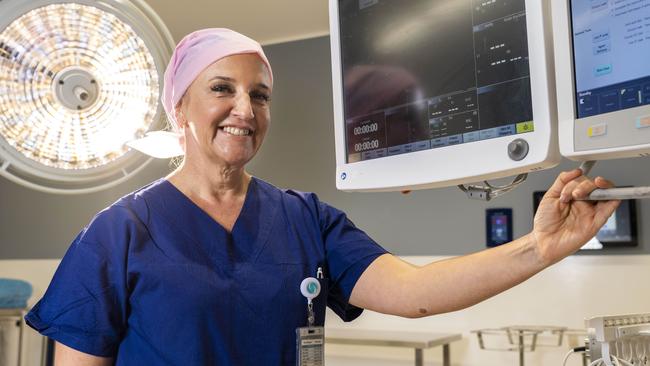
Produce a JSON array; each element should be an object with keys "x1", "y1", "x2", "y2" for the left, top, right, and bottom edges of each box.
[{"x1": 222, "y1": 126, "x2": 251, "y2": 136}]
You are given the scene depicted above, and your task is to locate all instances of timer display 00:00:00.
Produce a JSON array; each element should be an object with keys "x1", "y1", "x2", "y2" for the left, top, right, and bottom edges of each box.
[
  {"x1": 353, "y1": 122, "x2": 379, "y2": 136},
  {"x1": 354, "y1": 139, "x2": 380, "y2": 152}
]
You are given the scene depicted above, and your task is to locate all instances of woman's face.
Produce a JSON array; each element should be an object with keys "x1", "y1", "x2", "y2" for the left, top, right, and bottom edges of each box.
[{"x1": 178, "y1": 54, "x2": 272, "y2": 169}]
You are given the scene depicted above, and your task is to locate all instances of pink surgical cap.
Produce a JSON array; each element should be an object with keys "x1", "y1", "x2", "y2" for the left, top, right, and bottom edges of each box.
[{"x1": 162, "y1": 28, "x2": 273, "y2": 131}]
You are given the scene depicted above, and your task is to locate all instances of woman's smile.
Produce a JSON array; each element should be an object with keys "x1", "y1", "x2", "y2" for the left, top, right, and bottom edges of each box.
[{"x1": 220, "y1": 126, "x2": 253, "y2": 136}]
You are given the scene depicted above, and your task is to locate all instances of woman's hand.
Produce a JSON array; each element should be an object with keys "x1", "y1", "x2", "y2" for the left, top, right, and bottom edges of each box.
[{"x1": 532, "y1": 169, "x2": 620, "y2": 265}]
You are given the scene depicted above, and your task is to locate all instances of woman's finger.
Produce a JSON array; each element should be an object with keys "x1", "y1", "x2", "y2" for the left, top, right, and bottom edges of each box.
[
  {"x1": 560, "y1": 176, "x2": 588, "y2": 202},
  {"x1": 594, "y1": 176, "x2": 616, "y2": 189},
  {"x1": 593, "y1": 199, "x2": 621, "y2": 229},
  {"x1": 571, "y1": 178, "x2": 598, "y2": 200},
  {"x1": 547, "y1": 169, "x2": 583, "y2": 198}
]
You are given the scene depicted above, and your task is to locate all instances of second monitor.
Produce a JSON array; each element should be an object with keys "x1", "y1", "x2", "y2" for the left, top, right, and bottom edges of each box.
[{"x1": 554, "y1": 0, "x2": 650, "y2": 161}]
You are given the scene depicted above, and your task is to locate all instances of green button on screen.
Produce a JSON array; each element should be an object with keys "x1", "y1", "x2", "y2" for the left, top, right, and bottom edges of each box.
[{"x1": 516, "y1": 121, "x2": 534, "y2": 134}]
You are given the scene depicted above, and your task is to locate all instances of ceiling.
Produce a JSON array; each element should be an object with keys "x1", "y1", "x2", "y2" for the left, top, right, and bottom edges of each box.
[{"x1": 144, "y1": 0, "x2": 330, "y2": 45}]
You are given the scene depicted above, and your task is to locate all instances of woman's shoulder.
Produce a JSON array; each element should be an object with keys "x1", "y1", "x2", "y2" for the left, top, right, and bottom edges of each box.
[
  {"x1": 82, "y1": 178, "x2": 168, "y2": 237},
  {"x1": 114, "y1": 177, "x2": 168, "y2": 207},
  {"x1": 253, "y1": 177, "x2": 323, "y2": 207},
  {"x1": 252, "y1": 177, "x2": 344, "y2": 225}
]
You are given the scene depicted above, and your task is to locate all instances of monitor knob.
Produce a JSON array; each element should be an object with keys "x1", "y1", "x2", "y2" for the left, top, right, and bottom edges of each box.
[{"x1": 508, "y1": 139, "x2": 529, "y2": 161}]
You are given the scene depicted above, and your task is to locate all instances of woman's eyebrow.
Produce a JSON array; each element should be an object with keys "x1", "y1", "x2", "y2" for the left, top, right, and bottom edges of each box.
[{"x1": 208, "y1": 76, "x2": 235, "y2": 82}]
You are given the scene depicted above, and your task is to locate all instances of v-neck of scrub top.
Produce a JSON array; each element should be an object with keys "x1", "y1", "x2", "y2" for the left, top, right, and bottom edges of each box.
[{"x1": 144, "y1": 177, "x2": 278, "y2": 265}]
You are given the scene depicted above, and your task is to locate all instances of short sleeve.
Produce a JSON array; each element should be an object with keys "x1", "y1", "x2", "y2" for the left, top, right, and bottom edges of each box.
[
  {"x1": 25, "y1": 206, "x2": 139, "y2": 357},
  {"x1": 317, "y1": 199, "x2": 389, "y2": 321}
]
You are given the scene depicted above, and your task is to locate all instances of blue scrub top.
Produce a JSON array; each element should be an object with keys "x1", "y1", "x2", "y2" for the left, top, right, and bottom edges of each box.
[{"x1": 25, "y1": 177, "x2": 388, "y2": 364}]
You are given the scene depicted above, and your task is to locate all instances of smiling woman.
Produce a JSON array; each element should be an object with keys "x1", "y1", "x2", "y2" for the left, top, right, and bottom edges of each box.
[
  {"x1": 176, "y1": 54, "x2": 272, "y2": 173},
  {"x1": 23, "y1": 27, "x2": 620, "y2": 366},
  {"x1": 23, "y1": 28, "x2": 390, "y2": 365}
]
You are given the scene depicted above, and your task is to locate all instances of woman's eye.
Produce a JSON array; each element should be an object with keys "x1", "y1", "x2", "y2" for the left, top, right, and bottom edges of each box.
[
  {"x1": 251, "y1": 92, "x2": 270, "y2": 102},
  {"x1": 210, "y1": 84, "x2": 233, "y2": 93}
]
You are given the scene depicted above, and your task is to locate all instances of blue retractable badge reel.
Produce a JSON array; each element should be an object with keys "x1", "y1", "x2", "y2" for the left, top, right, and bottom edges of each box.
[{"x1": 296, "y1": 270, "x2": 324, "y2": 366}]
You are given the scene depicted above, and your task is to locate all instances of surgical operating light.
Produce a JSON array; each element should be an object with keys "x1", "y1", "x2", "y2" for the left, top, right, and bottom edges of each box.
[{"x1": 0, "y1": 0, "x2": 174, "y2": 194}]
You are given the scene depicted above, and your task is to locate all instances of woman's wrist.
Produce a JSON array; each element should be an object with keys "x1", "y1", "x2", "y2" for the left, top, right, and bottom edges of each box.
[{"x1": 527, "y1": 231, "x2": 555, "y2": 269}]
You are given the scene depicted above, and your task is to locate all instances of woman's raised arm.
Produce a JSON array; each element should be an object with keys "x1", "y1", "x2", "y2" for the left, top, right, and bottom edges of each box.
[{"x1": 349, "y1": 170, "x2": 619, "y2": 318}]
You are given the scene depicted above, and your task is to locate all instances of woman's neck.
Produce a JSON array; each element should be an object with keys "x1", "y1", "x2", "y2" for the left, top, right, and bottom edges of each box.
[{"x1": 166, "y1": 159, "x2": 250, "y2": 204}]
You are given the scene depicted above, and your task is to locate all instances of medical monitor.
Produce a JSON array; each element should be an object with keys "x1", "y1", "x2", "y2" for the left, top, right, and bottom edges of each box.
[
  {"x1": 554, "y1": 0, "x2": 650, "y2": 161},
  {"x1": 329, "y1": 0, "x2": 560, "y2": 192}
]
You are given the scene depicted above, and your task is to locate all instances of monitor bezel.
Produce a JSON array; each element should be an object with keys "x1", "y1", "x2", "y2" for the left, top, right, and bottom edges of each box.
[
  {"x1": 329, "y1": 0, "x2": 560, "y2": 192},
  {"x1": 553, "y1": 0, "x2": 650, "y2": 161}
]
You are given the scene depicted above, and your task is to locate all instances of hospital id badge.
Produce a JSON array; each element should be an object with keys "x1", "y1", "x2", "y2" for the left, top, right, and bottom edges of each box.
[{"x1": 296, "y1": 326, "x2": 324, "y2": 366}]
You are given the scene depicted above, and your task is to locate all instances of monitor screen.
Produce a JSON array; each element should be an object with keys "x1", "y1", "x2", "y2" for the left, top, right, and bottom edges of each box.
[
  {"x1": 338, "y1": 0, "x2": 535, "y2": 164},
  {"x1": 533, "y1": 191, "x2": 638, "y2": 248},
  {"x1": 570, "y1": 0, "x2": 650, "y2": 119},
  {"x1": 330, "y1": 0, "x2": 559, "y2": 191}
]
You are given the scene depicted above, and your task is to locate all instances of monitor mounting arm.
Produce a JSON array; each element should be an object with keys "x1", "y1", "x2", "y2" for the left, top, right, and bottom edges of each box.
[{"x1": 458, "y1": 173, "x2": 528, "y2": 201}]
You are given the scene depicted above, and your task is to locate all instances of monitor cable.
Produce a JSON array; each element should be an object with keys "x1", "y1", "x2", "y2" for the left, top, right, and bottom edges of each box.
[{"x1": 563, "y1": 346, "x2": 587, "y2": 366}]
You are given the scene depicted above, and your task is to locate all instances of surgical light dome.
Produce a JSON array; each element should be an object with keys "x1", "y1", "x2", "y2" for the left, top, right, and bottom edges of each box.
[{"x1": 0, "y1": 0, "x2": 174, "y2": 194}]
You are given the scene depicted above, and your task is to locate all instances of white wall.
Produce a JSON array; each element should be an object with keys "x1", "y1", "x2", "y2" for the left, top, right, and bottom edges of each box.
[{"x1": 3, "y1": 255, "x2": 649, "y2": 366}]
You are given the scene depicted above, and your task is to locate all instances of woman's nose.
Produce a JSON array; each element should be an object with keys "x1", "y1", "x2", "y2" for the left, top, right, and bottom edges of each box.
[{"x1": 231, "y1": 93, "x2": 254, "y2": 120}]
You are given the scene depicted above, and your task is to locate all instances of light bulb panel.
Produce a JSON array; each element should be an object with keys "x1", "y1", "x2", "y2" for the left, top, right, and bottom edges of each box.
[
  {"x1": 0, "y1": 3, "x2": 158, "y2": 170},
  {"x1": 0, "y1": 0, "x2": 174, "y2": 193}
]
